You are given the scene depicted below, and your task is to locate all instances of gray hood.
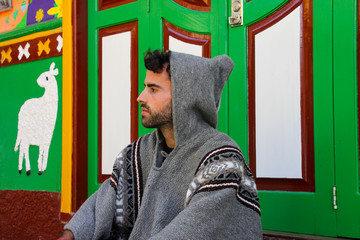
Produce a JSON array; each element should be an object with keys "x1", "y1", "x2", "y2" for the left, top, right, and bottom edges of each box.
[{"x1": 169, "y1": 52, "x2": 234, "y2": 147}]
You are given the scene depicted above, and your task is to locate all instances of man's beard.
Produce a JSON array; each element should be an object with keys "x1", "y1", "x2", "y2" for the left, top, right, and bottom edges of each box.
[{"x1": 141, "y1": 102, "x2": 173, "y2": 129}]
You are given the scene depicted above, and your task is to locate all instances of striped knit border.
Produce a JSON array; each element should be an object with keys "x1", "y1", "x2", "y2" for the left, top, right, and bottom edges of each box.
[
  {"x1": 197, "y1": 181, "x2": 261, "y2": 215},
  {"x1": 191, "y1": 146, "x2": 261, "y2": 215},
  {"x1": 132, "y1": 137, "x2": 143, "y2": 219},
  {"x1": 196, "y1": 146, "x2": 246, "y2": 172},
  {"x1": 110, "y1": 174, "x2": 118, "y2": 191}
]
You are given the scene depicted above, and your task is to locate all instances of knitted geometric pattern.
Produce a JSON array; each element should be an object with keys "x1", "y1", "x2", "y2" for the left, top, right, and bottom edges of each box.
[
  {"x1": 185, "y1": 146, "x2": 261, "y2": 215},
  {"x1": 110, "y1": 137, "x2": 143, "y2": 239}
]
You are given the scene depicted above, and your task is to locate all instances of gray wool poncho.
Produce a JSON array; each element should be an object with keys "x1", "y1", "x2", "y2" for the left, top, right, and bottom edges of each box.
[{"x1": 65, "y1": 52, "x2": 262, "y2": 240}]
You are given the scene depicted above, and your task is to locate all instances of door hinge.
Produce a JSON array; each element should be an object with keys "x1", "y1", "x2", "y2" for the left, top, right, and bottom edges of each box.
[
  {"x1": 333, "y1": 186, "x2": 338, "y2": 210},
  {"x1": 229, "y1": 0, "x2": 243, "y2": 27}
]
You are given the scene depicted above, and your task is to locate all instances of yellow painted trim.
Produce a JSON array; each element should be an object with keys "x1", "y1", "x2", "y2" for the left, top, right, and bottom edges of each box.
[
  {"x1": 61, "y1": 0, "x2": 73, "y2": 213},
  {"x1": 0, "y1": 27, "x2": 62, "y2": 47}
]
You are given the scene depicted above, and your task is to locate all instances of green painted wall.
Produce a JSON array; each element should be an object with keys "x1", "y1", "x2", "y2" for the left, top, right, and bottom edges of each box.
[{"x1": 0, "y1": 56, "x2": 62, "y2": 192}]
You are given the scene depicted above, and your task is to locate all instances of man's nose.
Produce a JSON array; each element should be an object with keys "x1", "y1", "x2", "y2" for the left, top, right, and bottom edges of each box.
[{"x1": 137, "y1": 90, "x2": 145, "y2": 103}]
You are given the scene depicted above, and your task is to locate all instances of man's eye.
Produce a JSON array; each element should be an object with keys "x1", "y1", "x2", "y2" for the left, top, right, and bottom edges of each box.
[{"x1": 150, "y1": 88, "x2": 157, "y2": 92}]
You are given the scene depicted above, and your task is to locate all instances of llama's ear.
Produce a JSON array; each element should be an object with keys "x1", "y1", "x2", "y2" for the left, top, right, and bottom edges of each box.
[
  {"x1": 53, "y1": 68, "x2": 59, "y2": 76},
  {"x1": 50, "y1": 62, "x2": 55, "y2": 71}
]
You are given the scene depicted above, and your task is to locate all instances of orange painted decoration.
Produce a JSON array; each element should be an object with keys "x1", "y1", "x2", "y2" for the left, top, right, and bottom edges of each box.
[{"x1": 0, "y1": 0, "x2": 29, "y2": 33}]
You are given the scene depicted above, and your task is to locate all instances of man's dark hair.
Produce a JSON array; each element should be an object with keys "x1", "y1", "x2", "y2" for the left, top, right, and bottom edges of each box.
[{"x1": 144, "y1": 49, "x2": 171, "y2": 77}]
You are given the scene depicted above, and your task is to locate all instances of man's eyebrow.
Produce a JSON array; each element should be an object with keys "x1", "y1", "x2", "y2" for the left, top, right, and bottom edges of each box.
[{"x1": 145, "y1": 83, "x2": 161, "y2": 88}]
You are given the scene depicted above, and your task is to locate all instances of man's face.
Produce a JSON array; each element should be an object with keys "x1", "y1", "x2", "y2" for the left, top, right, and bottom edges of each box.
[{"x1": 137, "y1": 69, "x2": 172, "y2": 129}]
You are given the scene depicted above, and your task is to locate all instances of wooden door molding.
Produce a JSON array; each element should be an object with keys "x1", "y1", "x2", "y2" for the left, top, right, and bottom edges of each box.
[
  {"x1": 97, "y1": 21, "x2": 139, "y2": 183},
  {"x1": 163, "y1": 20, "x2": 211, "y2": 58},
  {"x1": 172, "y1": 0, "x2": 211, "y2": 12},
  {"x1": 247, "y1": 0, "x2": 314, "y2": 192},
  {"x1": 99, "y1": 0, "x2": 137, "y2": 11},
  {"x1": 71, "y1": 0, "x2": 89, "y2": 211}
]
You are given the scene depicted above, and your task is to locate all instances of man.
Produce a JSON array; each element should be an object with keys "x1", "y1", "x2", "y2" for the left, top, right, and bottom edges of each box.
[{"x1": 59, "y1": 50, "x2": 262, "y2": 240}]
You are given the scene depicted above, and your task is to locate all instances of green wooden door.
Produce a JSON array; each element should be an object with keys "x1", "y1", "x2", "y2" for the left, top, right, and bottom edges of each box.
[
  {"x1": 333, "y1": 0, "x2": 360, "y2": 238},
  {"x1": 229, "y1": 0, "x2": 359, "y2": 238},
  {"x1": 87, "y1": 0, "x2": 148, "y2": 194},
  {"x1": 86, "y1": 0, "x2": 359, "y2": 238},
  {"x1": 140, "y1": 0, "x2": 230, "y2": 134},
  {"x1": 87, "y1": 0, "x2": 230, "y2": 194}
]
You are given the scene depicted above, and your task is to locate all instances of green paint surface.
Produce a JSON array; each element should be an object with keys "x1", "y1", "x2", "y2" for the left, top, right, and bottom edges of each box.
[
  {"x1": 228, "y1": 0, "x2": 360, "y2": 238},
  {"x1": 228, "y1": 0, "x2": 339, "y2": 236},
  {"x1": 14, "y1": 10, "x2": 28, "y2": 30},
  {"x1": 86, "y1": 0, "x2": 360, "y2": 238},
  {"x1": 0, "y1": 57, "x2": 62, "y2": 192},
  {"x1": 333, "y1": 0, "x2": 360, "y2": 238},
  {"x1": 0, "y1": 19, "x2": 62, "y2": 42},
  {"x1": 87, "y1": 0, "x2": 231, "y2": 194}
]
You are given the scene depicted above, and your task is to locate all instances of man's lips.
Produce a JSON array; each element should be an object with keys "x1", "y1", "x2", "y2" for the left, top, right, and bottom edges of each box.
[{"x1": 141, "y1": 106, "x2": 150, "y2": 116}]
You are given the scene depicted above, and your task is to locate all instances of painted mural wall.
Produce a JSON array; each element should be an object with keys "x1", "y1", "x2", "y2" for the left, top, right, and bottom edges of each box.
[
  {"x1": 0, "y1": 15, "x2": 63, "y2": 192},
  {"x1": 0, "y1": 1, "x2": 65, "y2": 238},
  {"x1": 0, "y1": 56, "x2": 63, "y2": 190},
  {"x1": 0, "y1": 0, "x2": 62, "y2": 33}
]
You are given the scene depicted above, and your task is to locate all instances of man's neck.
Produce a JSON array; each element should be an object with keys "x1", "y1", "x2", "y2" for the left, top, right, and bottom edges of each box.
[{"x1": 160, "y1": 124, "x2": 175, "y2": 148}]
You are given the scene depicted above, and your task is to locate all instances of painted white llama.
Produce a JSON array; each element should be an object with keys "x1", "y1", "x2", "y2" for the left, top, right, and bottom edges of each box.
[{"x1": 15, "y1": 62, "x2": 59, "y2": 175}]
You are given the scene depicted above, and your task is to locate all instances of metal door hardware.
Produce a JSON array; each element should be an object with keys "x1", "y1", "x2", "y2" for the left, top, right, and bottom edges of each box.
[
  {"x1": 333, "y1": 186, "x2": 338, "y2": 210},
  {"x1": 229, "y1": 0, "x2": 243, "y2": 27}
]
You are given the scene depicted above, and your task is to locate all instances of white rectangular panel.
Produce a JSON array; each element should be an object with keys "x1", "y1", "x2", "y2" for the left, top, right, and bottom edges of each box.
[
  {"x1": 255, "y1": 7, "x2": 302, "y2": 178},
  {"x1": 102, "y1": 31, "x2": 131, "y2": 174},
  {"x1": 169, "y1": 36, "x2": 202, "y2": 57}
]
